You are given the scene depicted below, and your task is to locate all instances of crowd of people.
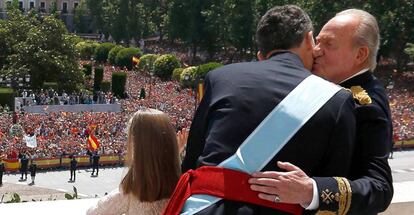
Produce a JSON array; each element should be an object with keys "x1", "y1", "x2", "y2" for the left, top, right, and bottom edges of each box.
[
  {"x1": 0, "y1": 63, "x2": 195, "y2": 160},
  {"x1": 0, "y1": 52, "x2": 413, "y2": 162},
  {"x1": 15, "y1": 89, "x2": 118, "y2": 107},
  {"x1": 385, "y1": 70, "x2": 414, "y2": 141}
]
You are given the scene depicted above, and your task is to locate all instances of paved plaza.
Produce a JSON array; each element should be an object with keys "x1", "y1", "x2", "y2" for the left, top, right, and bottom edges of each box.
[{"x1": 1, "y1": 166, "x2": 127, "y2": 201}]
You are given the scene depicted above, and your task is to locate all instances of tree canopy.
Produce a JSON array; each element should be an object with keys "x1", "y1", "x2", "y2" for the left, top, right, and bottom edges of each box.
[
  {"x1": 0, "y1": 7, "x2": 84, "y2": 93},
  {"x1": 84, "y1": 0, "x2": 413, "y2": 68}
]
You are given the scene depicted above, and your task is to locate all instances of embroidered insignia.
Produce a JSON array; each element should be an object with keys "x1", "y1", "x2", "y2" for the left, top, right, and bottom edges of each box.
[
  {"x1": 348, "y1": 86, "x2": 372, "y2": 105},
  {"x1": 321, "y1": 189, "x2": 339, "y2": 205}
]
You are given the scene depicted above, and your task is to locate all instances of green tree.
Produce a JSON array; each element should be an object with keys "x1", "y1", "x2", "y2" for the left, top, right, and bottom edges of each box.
[
  {"x1": 405, "y1": 43, "x2": 414, "y2": 62},
  {"x1": 108, "y1": 45, "x2": 124, "y2": 65},
  {"x1": 227, "y1": 0, "x2": 254, "y2": 53},
  {"x1": 196, "y1": 62, "x2": 223, "y2": 79},
  {"x1": 199, "y1": 0, "x2": 229, "y2": 58},
  {"x1": 76, "y1": 41, "x2": 99, "y2": 60},
  {"x1": 179, "y1": 66, "x2": 198, "y2": 87},
  {"x1": 0, "y1": 7, "x2": 32, "y2": 69},
  {"x1": 0, "y1": 88, "x2": 15, "y2": 109},
  {"x1": 94, "y1": 43, "x2": 116, "y2": 63},
  {"x1": 128, "y1": 0, "x2": 144, "y2": 43},
  {"x1": 112, "y1": 72, "x2": 127, "y2": 98},
  {"x1": 94, "y1": 67, "x2": 104, "y2": 91},
  {"x1": 111, "y1": 0, "x2": 130, "y2": 43},
  {"x1": 154, "y1": 54, "x2": 181, "y2": 80},
  {"x1": 86, "y1": 0, "x2": 108, "y2": 35},
  {"x1": 115, "y1": 48, "x2": 142, "y2": 70},
  {"x1": 138, "y1": 54, "x2": 159, "y2": 74},
  {"x1": 73, "y1": 1, "x2": 89, "y2": 33},
  {"x1": 167, "y1": 0, "x2": 192, "y2": 42},
  {"x1": 142, "y1": 0, "x2": 168, "y2": 40},
  {"x1": 0, "y1": 10, "x2": 84, "y2": 93}
]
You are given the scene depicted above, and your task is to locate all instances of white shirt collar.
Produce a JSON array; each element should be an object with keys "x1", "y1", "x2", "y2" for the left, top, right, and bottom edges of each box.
[{"x1": 339, "y1": 68, "x2": 370, "y2": 84}]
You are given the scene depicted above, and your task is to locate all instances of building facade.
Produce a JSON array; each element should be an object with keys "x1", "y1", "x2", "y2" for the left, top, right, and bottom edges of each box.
[{"x1": 0, "y1": 0, "x2": 81, "y2": 32}]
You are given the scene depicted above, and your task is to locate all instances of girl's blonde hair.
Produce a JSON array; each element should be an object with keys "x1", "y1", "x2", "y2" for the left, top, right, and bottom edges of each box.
[{"x1": 121, "y1": 108, "x2": 180, "y2": 202}]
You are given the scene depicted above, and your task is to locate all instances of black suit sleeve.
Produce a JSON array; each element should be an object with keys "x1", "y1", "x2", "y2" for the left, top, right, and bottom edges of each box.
[
  {"x1": 346, "y1": 100, "x2": 393, "y2": 214},
  {"x1": 314, "y1": 96, "x2": 393, "y2": 214},
  {"x1": 311, "y1": 92, "x2": 358, "y2": 214},
  {"x1": 181, "y1": 77, "x2": 213, "y2": 172}
]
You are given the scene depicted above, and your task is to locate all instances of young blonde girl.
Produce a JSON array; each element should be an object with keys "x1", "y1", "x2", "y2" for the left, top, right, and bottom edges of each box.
[{"x1": 87, "y1": 109, "x2": 187, "y2": 215}]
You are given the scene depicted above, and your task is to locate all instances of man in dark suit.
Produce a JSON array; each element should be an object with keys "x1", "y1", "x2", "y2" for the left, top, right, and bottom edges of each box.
[
  {"x1": 20, "y1": 153, "x2": 29, "y2": 181},
  {"x1": 181, "y1": 5, "x2": 357, "y2": 214},
  {"x1": 250, "y1": 9, "x2": 393, "y2": 215},
  {"x1": 91, "y1": 151, "x2": 100, "y2": 177},
  {"x1": 69, "y1": 155, "x2": 78, "y2": 182}
]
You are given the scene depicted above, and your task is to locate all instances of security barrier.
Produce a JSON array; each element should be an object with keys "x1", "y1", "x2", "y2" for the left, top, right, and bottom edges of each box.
[
  {"x1": 2, "y1": 155, "x2": 125, "y2": 172},
  {"x1": 394, "y1": 139, "x2": 414, "y2": 149}
]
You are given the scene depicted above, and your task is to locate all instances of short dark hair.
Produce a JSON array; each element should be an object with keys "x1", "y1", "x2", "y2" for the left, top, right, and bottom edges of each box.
[{"x1": 256, "y1": 5, "x2": 313, "y2": 56}]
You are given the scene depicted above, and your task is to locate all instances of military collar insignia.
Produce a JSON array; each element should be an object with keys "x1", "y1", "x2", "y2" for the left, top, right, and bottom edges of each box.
[{"x1": 345, "y1": 86, "x2": 372, "y2": 105}]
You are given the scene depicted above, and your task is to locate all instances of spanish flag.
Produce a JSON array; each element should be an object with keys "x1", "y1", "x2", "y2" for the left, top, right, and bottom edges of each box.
[
  {"x1": 87, "y1": 133, "x2": 100, "y2": 150},
  {"x1": 132, "y1": 56, "x2": 140, "y2": 67},
  {"x1": 197, "y1": 82, "x2": 204, "y2": 103}
]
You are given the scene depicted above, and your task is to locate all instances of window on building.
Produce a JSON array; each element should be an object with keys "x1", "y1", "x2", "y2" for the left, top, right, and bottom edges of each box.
[
  {"x1": 6, "y1": 1, "x2": 12, "y2": 9},
  {"x1": 30, "y1": 2, "x2": 35, "y2": 9},
  {"x1": 62, "y1": 2, "x2": 68, "y2": 13},
  {"x1": 18, "y1": 1, "x2": 23, "y2": 11},
  {"x1": 39, "y1": 1, "x2": 46, "y2": 12},
  {"x1": 74, "y1": 2, "x2": 79, "y2": 9}
]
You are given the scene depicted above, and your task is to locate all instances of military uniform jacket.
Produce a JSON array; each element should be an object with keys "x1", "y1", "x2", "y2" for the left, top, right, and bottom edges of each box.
[
  {"x1": 181, "y1": 52, "x2": 357, "y2": 215},
  {"x1": 313, "y1": 71, "x2": 393, "y2": 215}
]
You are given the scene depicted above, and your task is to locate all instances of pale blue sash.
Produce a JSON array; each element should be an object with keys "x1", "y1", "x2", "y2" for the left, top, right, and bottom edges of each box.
[{"x1": 181, "y1": 75, "x2": 341, "y2": 214}]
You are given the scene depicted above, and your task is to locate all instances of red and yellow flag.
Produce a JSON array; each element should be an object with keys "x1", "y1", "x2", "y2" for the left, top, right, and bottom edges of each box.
[
  {"x1": 197, "y1": 82, "x2": 204, "y2": 103},
  {"x1": 132, "y1": 56, "x2": 140, "y2": 67},
  {"x1": 87, "y1": 133, "x2": 100, "y2": 150}
]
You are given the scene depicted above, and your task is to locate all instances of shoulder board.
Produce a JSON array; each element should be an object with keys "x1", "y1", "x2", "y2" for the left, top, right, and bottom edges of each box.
[{"x1": 344, "y1": 86, "x2": 372, "y2": 105}]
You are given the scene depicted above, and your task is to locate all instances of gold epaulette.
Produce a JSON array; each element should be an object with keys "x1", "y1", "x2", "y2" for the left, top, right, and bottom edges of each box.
[{"x1": 344, "y1": 86, "x2": 372, "y2": 105}]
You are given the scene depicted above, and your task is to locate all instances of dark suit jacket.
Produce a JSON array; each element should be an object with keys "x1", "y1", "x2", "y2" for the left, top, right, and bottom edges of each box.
[
  {"x1": 182, "y1": 52, "x2": 357, "y2": 214},
  {"x1": 314, "y1": 71, "x2": 393, "y2": 214},
  {"x1": 70, "y1": 159, "x2": 78, "y2": 170},
  {"x1": 21, "y1": 157, "x2": 29, "y2": 169},
  {"x1": 92, "y1": 155, "x2": 100, "y2": 166}
]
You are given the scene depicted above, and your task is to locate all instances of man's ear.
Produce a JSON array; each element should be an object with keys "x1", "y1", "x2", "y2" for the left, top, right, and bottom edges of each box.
[
  {"x1": 305, "y1": 31, "x2": 314, "y2": 50},
  {"x1": 356, "y1": 46, "x2": 369, "y2": 65},
  {"x1": 257, "y1": 51, "x2": 266, "y2": 61}
]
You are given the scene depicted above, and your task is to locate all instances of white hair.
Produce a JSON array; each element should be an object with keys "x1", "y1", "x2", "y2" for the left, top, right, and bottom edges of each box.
[{"x1": 336, "y1": 9, "x2": 380, "y2": 71}]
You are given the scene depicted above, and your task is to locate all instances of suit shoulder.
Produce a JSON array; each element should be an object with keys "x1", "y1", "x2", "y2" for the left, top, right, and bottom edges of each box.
[
  {"x1": 206, "y1": 61, "x2": 261, "y2": 80},
  {"x1": 323, "y1": 89, "x2": 356, "y2": 120},
  {"x1": 346, "y1": 83, "x2": 390, "y2": 118},
  {"x1": 331, "y1": 88, "x2": 355, "y2": 107}
]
